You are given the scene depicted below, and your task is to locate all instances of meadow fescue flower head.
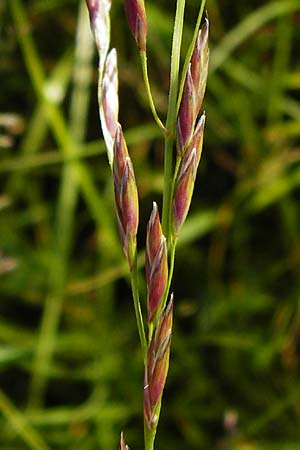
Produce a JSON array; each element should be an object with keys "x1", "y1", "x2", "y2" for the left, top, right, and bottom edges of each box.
[
  {"x1": 101, "y1": 48, "x2": 119, "y2": 164},
  {"x1": 144, "y1": 296, "x2": 173, "y2": 431},
  {"x1": 86, "y1": 4, "x2": 209, "y2": 447},
  {"x1": 124, "y1": 0, "x2": 148, "y2": 51},
  {"x1": 173, "y1": 113, "x2": 205, "y2": 235},
  {"x1": 113, "y1": 123, "x2": 139, "y2": 269},
  {"x1": 177, "y1": 19, "x2": 209, "y2": 154},
  {"x1": 191, "y1": 18, "x2": 209, "y2": 119},
  {"x1": 119, "y1": 432, "x2": 130, "y2": 450},
  {"x1": 146, "y1": 203, "x2": 168, "y2": 323},
  {"x1": 86, "y1": 0, "x2": 112, "y2": 56}
]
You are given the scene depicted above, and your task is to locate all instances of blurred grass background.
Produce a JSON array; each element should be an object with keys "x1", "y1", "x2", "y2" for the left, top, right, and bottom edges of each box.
[{"x1": 1, "y1": 0, "x2": 300, "y2": 449}]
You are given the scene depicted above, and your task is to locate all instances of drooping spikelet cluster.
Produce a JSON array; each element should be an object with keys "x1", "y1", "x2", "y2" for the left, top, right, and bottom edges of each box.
[{"x1": 86, "y1": 0, "x2": 139, "y2": 265}]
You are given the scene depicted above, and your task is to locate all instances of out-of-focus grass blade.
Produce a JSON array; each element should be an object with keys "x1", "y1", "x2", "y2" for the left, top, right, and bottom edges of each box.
[
  {"x1": 0, "y1": 123, "x2": 160, "y2": 173},
  {"x1": 0, "y1": 390, "x2": 52, "y2": 450},
  {"x1": 210, "y1": 0, "x2": 300, "y2": 73},
  {"x1": 0, "y1": 347, "x2": 32, "y2": 367}
]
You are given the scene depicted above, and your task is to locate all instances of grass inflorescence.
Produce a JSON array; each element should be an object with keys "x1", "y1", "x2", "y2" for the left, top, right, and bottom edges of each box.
[{"x1": 1, "y1": 0, "x2": 300, "y2": 449}]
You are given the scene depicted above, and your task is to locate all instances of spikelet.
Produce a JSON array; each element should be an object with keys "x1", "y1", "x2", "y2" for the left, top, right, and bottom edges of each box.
[
  {"x1": 191, "y1": 18, "x2": 209, "y2": 119},
  {"x1": 177, "y1": 19, "x2": 209, "y2": 154},
  {"x1": 100, "y1": 48, "x2": 119, "y2": 165},
  {"x1": 144, "y1": 296, "x2": 174, "y2": 431},
  {"x1": 124, "y1": 0, "x2": 148, "y2": 51},
  {"x1": 119, "y1": 432, "x2": 130, "y2": 450},
  {"x1": 173, "y1": 113, "x2": 205, "y2": 235},
  {"x1": 146, "y1": 203, "x2": 168, "y2": 323},
  {"x1": 113, "y1": 124, "x2": 139, "y2": 269},
  {"x1": 86, "y1": 0, "x2": 111, "y2": 57},
  {"x1": 86, "y1": 1, "x2": 117, "y2": 165}
]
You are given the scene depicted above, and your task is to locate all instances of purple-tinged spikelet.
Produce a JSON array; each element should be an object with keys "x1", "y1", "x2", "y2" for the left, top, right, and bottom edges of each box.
[
  {"x1": 101, "y1": 48, "x2": 119, "y2": 165},
  {"x1": 144, "y1": 296, "x2": 173, "y2": 431},
  {"x1": 177, "y1": 19, "x2": 209, "y2": 154},
  {"x1": 113, "y1": 123, "x2": 139, "y2": 268},
  {"x1": 124, "y1": 0, "x2": 148, "y2": 51},
  {"x1": 86, "y1": 0, "x2": 111, "y2": 56},
  {"x1": 119, "y1": 432, "x2": 130, "y2": 450},
  {"x1": 86, "y1": 0, "x2": 116, "y2": 164},
  {"x1": 191, "y1": 18, "x2": 209, "y2": 119},
  {"x1": 146, "y1": 203, "x2": 168, "y2": 323},
  {"x1": 189, "y1": 112, "x2": 205, "y2": 167},
  {"x1": 177, "y1": 64, "x2": 194, "y2": 153},
  {"x1": 173, "y1": 113, "x2": 205, "y2": 235}
]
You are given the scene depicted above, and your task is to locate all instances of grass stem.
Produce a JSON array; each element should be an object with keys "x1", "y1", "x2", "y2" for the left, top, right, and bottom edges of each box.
[{"x1": 144, "y1": 421, "x2": 156, "y2": 450}]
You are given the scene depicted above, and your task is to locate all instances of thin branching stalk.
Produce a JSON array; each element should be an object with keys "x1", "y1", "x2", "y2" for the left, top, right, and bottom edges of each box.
[{"x1": 140, "y1": 52, "x2": 166, "y2": 134}]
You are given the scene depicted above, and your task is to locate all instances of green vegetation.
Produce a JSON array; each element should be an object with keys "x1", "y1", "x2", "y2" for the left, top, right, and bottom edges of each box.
[{"x1": 1, "y1": 0, "x2": 300, "y2": 449}]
